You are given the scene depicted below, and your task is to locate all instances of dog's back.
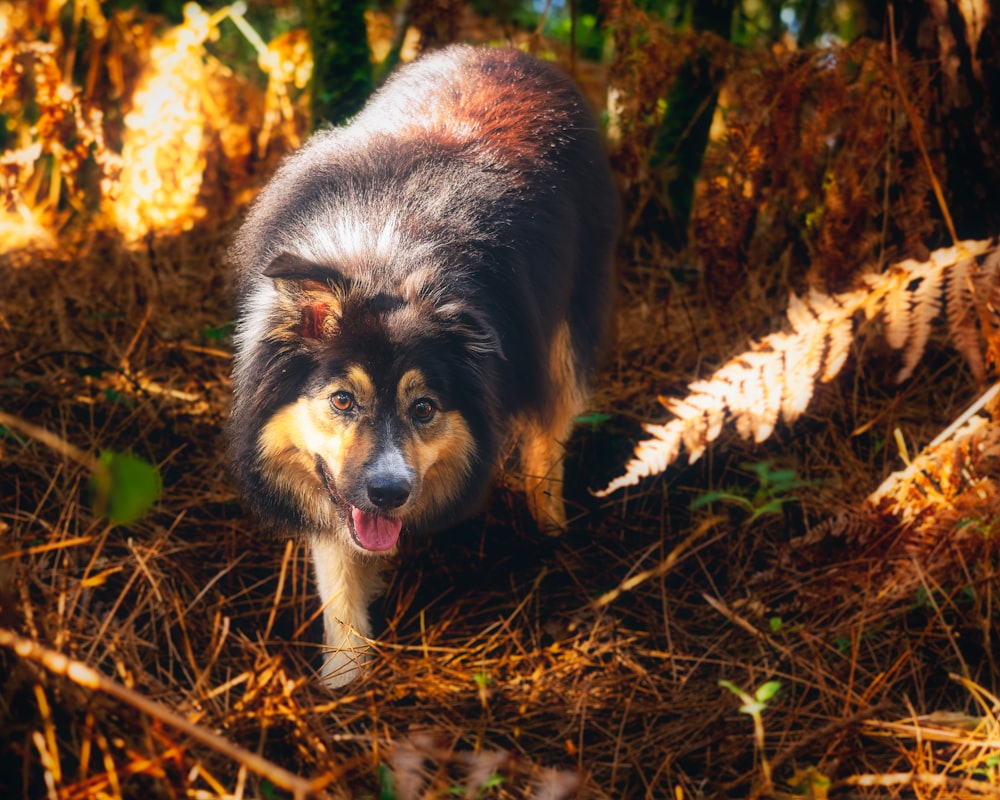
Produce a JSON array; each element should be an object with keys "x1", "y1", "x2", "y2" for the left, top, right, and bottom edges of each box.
[{"x1": 233, "y1": 46, "x2": 618, "y2": 424}]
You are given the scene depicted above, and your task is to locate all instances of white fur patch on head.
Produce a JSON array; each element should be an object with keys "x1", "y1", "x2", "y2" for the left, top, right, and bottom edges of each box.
[
  {"x1": 234, "y1": 281, "x2": 280, "y2": 369},
  {"x1": 287, "y1": 205, "x2": 405, "y2": 283}
]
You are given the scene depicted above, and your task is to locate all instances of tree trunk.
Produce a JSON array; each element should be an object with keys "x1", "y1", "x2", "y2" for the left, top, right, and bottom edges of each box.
[
  {"x1": 306, "y1": 0, "x2": 373, "y2": 126},
  {"x1": 898, "y1": 0, "x2": 1000, "y2": 241},
  {"x1": 647, "y1": 0, "x2": 735, "y2": 249}
]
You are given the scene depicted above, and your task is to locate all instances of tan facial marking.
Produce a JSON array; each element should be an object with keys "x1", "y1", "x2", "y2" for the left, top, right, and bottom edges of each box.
[
  {"x1": 343, "y1": 365, "x2": 376, "y2": 409},
  {"x1": 390, "y1": 368, "x2": 476, "y2": 517},
  {"x1": 396, "y1": 368, "x2": 428, "y2": 407},
  {"x1": 257, "y1": 367, "x2": 378, "y2": 524},
  {"x1": 411, "y1": 409, "x2": 476, "y2": 514}
]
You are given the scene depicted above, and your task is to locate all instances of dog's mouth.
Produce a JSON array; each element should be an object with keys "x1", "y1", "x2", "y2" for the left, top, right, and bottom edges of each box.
[
  {"x1": 348, "y1": 506, "x2": 402, "y2": 552},
  {"x1": 318, "y1": 462, "x2": 401, "y2": 552}
]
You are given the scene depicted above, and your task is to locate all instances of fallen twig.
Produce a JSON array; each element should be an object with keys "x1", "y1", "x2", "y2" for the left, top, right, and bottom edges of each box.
[{"x1": 0, "y1": 627, "x2": 325, "y2": 800}]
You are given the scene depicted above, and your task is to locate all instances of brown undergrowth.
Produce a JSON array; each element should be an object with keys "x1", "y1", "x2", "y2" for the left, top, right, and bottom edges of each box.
[
  {"x1": 3, "y1": 220, "x2": 999, "y2": 798},
  {"x1": 3, "y1": 3, "x2": 1000, "y2": 799}
]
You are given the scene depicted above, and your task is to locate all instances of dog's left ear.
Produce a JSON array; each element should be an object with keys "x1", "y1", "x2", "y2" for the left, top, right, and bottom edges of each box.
[{"x1": 263, "y1": 253, "x2": 347, "y2": 340}]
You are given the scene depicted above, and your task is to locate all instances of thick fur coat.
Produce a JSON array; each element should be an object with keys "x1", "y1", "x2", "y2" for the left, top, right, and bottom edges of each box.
[{"x1": 229, "y1": 45, "x2": 620, "y2": 686}]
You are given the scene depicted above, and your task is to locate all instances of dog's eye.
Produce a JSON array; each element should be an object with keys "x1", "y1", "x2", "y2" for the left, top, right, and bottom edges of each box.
[
  {"x1": 411, "y1": 398, "x2": 436, "y2": 423},
  {"x1": 330, "y1": 391, "x2": 355, "y2": 413}
]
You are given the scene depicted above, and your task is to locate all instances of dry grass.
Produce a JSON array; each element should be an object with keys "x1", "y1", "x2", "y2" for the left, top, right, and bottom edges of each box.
[
  {"x1": 3, "y1": 218, "x2": 999, "y2": 799},
  {"x1": 3, "y1": 4, "x2": 1000, "y2": 799}
]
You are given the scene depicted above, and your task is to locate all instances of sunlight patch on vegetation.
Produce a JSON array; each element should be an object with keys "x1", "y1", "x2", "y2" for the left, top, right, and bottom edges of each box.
[
  {"x1": 109, "y1": 3, "x2": 280, "y2": 241},
  {"x1": 110, "y1": 3, "x2": 213, "y2": 240}
]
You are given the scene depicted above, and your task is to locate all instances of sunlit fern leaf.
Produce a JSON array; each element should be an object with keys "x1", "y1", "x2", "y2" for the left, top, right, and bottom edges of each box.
[
  {"x1": 751, "y1": 348, "x2": 784, "y2": 442},
  {"x1": 724, "y1": 360, "x2": 760, "y2": 441},
  {"x1": 596, "y1": 238, "x2": 1000, "y2": 497},
  {"x1": 597, "y1": 421, "x2": 684, "y2": 495},
  {"x1": 883, "y1": 264, "x2": 916, "y2": 350},
  {"x1": 778, "y1": 321, "x2": 826, "y2": 423},
  {"x1": 666, "y1": 396, "x2": 711, "y2": 461},
  {"x1": 739, "y1": 354, "x2": 769, "y2": 441},
  {"x1": 676, "y1": 388, "x2": 727, "y2": 462},
  {"x1": 785, "y1": 291, "x2": 819, "y2": 335},
  {"x1": 897, "y1": 264, "x2": 945, "y2": 382},
  {"x1": 821, "y1": 306, "x2": 858, "y2": 382},
  {"x1": 974, "y1": 249, "x2": 1000, "y2": 374},
  {"x1": 946, "y1": 255, "x2": 984, "y2": 382}
]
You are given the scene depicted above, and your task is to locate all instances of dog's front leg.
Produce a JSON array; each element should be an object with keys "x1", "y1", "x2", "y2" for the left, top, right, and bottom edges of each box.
[{"x1": 308, "y1": 534, "x2": 385, "y2": 688}]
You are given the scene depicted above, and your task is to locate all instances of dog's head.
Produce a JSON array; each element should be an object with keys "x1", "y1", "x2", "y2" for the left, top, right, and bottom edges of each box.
[{"x1": 235, "y1": 252, "x2": 502, "y2": 554}]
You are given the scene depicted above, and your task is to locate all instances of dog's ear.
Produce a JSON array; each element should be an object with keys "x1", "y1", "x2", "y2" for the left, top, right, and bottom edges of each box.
[
  {"x1": 263, "y1": 253, "x2": 348, "y2": 340},
  {"x1": 435, "y1": 301, "x2": 505, "y2": 360}
]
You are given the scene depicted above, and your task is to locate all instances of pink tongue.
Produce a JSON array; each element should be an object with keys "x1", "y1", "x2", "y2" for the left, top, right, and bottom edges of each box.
[{"x1": 351, "y1": 508, "x2": 402, "y2": 551}]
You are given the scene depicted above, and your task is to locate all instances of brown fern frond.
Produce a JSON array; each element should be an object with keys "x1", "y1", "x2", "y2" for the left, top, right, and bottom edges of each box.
[
  {"x1": 970, "y1": 248, "x2": 1000, "y2": 375},
  {"x1": 793, "y1": 511, "x2": 877, "y2": 548},
  {"x1": 598, "y1": 238, "x2": 1000, "y2": 497},
  {"x1": 867, "y1": 381, "x2": 1000, "y2": 527},
  {"x1": 882, "y1": 263, "x2": 919, "y2": 350},
  {"x1": 897, "y1": 261, "x2": 946, "y2": 382},
  {"x1": 944, "y1": 255, "x2": 983, "y2": 380}
]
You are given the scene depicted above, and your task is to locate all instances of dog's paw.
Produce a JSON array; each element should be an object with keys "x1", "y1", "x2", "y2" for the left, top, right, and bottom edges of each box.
[
  {"x1": 526, "y1": 484, "x2": 568, "y2": 536},
  {"x1": 536, "y1": 504, "x2": 568, "y2": 537},
  {"x1": 319, "y1": 640, "x2": 371, "y2": 689}
]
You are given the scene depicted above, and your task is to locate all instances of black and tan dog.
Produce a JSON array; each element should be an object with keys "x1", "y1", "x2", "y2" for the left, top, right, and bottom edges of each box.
[{"x1": 229, "y1": 45, "x2": 620, "y2": 687}]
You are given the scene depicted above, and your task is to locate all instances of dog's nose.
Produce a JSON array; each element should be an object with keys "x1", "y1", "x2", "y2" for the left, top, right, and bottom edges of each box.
[{"x1": 367, "y1": 476, "x2": 411, "y2": 510}]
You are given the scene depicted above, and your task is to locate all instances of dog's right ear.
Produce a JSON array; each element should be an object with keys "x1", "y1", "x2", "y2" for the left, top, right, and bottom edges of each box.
[{"x1": 263, "y1": 253, "x2": 348, "y2": 340}]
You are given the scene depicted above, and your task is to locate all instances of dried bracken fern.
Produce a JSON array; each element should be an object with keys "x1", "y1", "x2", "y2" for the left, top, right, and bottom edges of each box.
[
  {"x1": 0, "y1": 1, "x2": 309, "y2": 253},
  {"x1": 867, "y1": 382, "x2": 1000, "y2": 527},
  {"x1": 0, "y1": 38, "x2": 112, "y2": 249},
  {"x1": 598, "y1": 238, "x2": 1000, "y2": 496},
  {"x1": 690, "y1": 40, "x2": 938, "y2": 301}
]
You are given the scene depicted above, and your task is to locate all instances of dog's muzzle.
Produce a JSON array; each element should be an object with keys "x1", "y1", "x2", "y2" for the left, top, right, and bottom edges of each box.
[{"x1": 318, "y1": 461, "x2": 405, "y2": 553}]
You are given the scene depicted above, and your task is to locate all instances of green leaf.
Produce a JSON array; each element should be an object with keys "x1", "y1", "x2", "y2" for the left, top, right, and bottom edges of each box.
[
  {"x1": 749, "y1": 498, "x2": 788, "y2": 520},
  {"x1": 259, "y1": 780, "x2": 279, "y2": 800},
  {"x1": 202, "y1": 321, "x2": 234, "y2": 343},
  {"x1": 691, "y1": 490, "x2": 753, "y2": 511},
  {"x1": 473, "y1": 671, "x2": 492, "y2": 690},
  {"x1": 718, "y1": 679, "x2": 749, "y2": 702},
  {"x1": 721, "y1": 679, "x2": 780, "y2": 715},
  {"x1": 573, "y1": 411, "x2": 612, "y2": 427},
  {"x1": 91, "y1": 451, "x2": 161, "y2": 525},
  {"x1": 482, "y1": 772, "x2": 504, "y2": 789},
  {"x1": 768, "y1": 616, "x2": 783, "y2": 633},
  {"x1": 764, "y1": 468, "x2": 799, "y2": 489},
  {"x1": 377, "y1": 763, "x2": 397, "y2": 800},
  {"x1": 101, "y1": 389, "x2": 135, "y2": 408},
  {"x1": 754, "y1": 680, "x2": 782, "y2": 704}
]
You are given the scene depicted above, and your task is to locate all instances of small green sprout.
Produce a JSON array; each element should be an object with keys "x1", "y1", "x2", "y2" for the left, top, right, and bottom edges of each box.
[
  {"x1": 719, "y1": 679, "x2": 781, "y2": 791},
  {"x1": 692, "y1": 460, "x2": 814, "y2": 521}
]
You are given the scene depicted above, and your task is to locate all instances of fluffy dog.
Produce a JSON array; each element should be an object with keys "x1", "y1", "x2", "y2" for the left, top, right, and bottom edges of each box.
[{"x1": 228, "y1": 45, "x2": 620, "y2": 687}]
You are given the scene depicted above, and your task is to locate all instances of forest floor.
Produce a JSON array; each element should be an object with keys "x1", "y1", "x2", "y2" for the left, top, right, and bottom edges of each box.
[
  {"x1": 2, "y1": 11, "x2": 1000, "y2": 800},
  {"x1": 3, "y1": 205, "x2": 999, "y2": 799}
]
